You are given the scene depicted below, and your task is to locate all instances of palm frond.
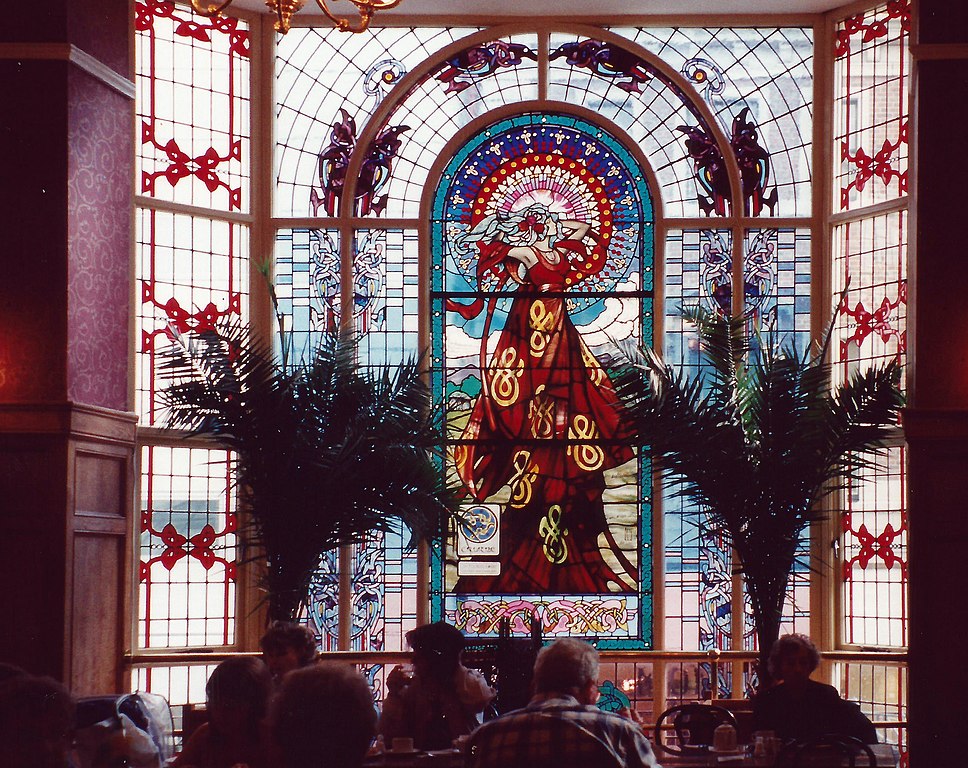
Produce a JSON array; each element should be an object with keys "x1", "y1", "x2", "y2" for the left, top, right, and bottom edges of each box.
[
  {"x1": 160, "y1": 317, "x2": 459, "y2": 621},
  {"x1": 613, "y1": 305, "x2": 903, "y2": 681}
]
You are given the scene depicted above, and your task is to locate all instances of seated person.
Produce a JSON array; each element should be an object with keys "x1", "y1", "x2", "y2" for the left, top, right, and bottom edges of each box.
[
  {"x1": 0, "y1": 673, "x2": 75, "y2": 768},
  {"x1": 753, "y1": 633, "x2": 877, "y2": 744},
  {"x1": 260, "y1": 620, "x2": 318, "y2": 684},
  {"x1": 172, "y1": 656, "x2": 273, "y2": 768},
  {"x1": 380, "y1": 621, "x2": 495, "y2": 750},
  {"x1": 466, "y1": 638, "x2": 659, "y2": 768},
  {"x1": 269, "y1": 662, "x2": 377, "y2": 768}
]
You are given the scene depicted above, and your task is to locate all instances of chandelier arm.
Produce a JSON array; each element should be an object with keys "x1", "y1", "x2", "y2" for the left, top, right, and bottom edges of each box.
[
  {"x1": 313, "y1": 0, "x2": 405, "y2": 33},
  {"x1": 188, "y1": 0, "x2": 236, "y2": 17}
]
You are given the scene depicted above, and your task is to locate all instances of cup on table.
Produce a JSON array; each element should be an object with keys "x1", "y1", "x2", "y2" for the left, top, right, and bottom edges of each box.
[{"x1": 391, "y1": 737, "x2": 415, "y2": 753}]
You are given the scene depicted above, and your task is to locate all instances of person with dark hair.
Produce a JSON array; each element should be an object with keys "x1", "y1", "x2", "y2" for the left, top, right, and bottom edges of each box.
[
  {"x1": 270, "y1": 662, "x2": 377, "y2": 768},
  {"x1": 259, "y1": 621, "x2": 318, "y2": 683},
  {"x1": 172, "y1": 656, "x2": 273, "y2": 768},
  {"x1": 752, "y1": 633, "x2": 878, "y2": 744},
  {"x1": 0, "y1": 673, "x2": 75, "y2": 768},
  {"x1": 380, "y1": 621, "x2": 495, "y2": 750},
  {"x1": 466, "y1": 638, "x2": 658, "y2": 768}
]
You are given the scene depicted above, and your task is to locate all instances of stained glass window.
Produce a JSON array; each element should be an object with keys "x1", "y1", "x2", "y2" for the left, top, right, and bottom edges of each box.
[
  {"x1": 135, "y1": 0, "x2": 250, "y2": 213},
  {"x1": 617, "y1": 27, "x2": 814, "y2": 217},
  {"x1": 135, "y1": 0, "x2": 250, "y2": 657},
  {"x1": 137, "y1": 210, "x2": 248, "y2": 425},
  {"x1": 274, "y1": 26, "x2": 477, "y2": 217},
  {"x1": 832, "y1": 1, "x2": 909, "y2": 653},
  {"x1": 139, "y1": 445, "x2": 237, "y2": 649},
  {"x1": 833, "y1": 2, "x2": 911, "y2": 212},
  {"x1": 430, "y1": 112, "x2": 654, "y2": 646}
]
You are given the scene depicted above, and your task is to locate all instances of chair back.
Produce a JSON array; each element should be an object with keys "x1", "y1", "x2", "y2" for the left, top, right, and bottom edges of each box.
[
  {"x1": 653, "y1": 702, "x2": 737, "y2": 754},
  {"x1": 773, "y1": 734, "x2": 878, "y2": 768},
  {"x1": 463, "y1": 614, "x2": 542, "y2": 718}
]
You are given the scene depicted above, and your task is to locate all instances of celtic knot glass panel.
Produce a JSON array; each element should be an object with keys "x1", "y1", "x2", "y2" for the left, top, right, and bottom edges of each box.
[{"x1": 431, "y1": 112, "x2": 653, "y2": 647}]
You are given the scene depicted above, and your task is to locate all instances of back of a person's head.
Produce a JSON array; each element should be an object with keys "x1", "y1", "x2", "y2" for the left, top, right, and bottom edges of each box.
[
  {"x1": 406, "y1": 621, "x2": 465, "y2": 676},
  {"x1": 206, "y1": 656, "x2": 273, "y2": 723},
  {"x1": 260, "y1": 620, "x2": 319, "y2": 665},
  {"x1": 0, "y1": 674, "x2": 75, "y2": 768},
  {"x1": 767, "y1": 633, "x2": 820, "y2": 679},
  {"x1": 271, "y1": 662, "x2": 377, "y2": 768},
  {"x1": 533, "y1": 638, "x2": 599, "y2": 696}
]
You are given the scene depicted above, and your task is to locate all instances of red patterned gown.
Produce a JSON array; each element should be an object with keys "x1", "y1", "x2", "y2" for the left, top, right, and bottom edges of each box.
[{"x1": 452, "y1": 241, "x2": 637, "y2": 594}]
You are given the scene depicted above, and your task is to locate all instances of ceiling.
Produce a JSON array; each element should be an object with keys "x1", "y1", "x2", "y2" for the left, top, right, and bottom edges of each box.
[{"x1": 227, "y1": 0, "x2": 848, "y2": 21}]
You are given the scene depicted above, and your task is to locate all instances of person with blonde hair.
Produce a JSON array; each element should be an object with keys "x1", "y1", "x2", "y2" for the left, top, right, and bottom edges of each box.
[{"x1": 466, "y1": 638, "x2": 658, "y2": 768}]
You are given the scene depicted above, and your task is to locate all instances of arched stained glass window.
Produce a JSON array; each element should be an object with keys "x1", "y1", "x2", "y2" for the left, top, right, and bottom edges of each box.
[{"x1": 430, "y1": 113, "x2": 654, "y2": 646}]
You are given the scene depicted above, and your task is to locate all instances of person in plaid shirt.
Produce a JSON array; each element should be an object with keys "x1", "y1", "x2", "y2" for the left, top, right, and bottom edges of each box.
[{"x1": 465, "y1": 638, "x2": 661, "y2": 768}]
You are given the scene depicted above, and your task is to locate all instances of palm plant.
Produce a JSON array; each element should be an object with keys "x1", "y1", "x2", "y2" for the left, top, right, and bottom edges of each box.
[
  {"x1": 160, "y1": 316, "x2": 456, "y2": 622},
  {"x1": 612, "y1": 305, "x2": 903, "y2": 686}
]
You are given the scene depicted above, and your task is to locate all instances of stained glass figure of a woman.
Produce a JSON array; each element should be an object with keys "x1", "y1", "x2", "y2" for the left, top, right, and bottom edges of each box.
[{"x1": 448, "y1": 202, "x2": 636, "y2": 594}]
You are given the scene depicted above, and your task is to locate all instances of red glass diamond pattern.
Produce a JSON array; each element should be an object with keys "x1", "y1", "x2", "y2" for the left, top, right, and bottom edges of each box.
[
  {"x1": 840, "y1": 122, "x2": 908, "y2": 208},
  {"x1": 834, "y1": 0, "x2": 911, "y2": 59}
]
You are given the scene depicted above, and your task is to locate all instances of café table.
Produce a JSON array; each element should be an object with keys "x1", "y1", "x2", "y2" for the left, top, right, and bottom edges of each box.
[
  {"x1": 654, "y1": 742, "x2": 899, "y2": 768},
  {"x1": 364, "y1": 748, "x2": 465, "y2": 768}
]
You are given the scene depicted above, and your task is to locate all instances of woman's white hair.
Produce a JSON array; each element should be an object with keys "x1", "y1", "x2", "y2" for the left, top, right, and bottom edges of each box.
[
  {"x1": 533, "y1": 638, "x2": 600, "y2": 695},
  {"x1": 454, "y1": 203, "x2": 563, "y2": 255}
]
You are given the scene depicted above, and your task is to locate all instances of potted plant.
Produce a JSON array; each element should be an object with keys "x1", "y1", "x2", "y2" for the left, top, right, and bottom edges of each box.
[
  {"x1": 160, "y1": 302, "x2": 456, "y2": 623},
  {"x1": 612, "y1": 304, "x2": 903, "y2": 687}
]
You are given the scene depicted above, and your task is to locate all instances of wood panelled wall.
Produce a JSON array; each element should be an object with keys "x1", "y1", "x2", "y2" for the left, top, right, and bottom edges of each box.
[{"x1": 0, "y1": 0, "x2": 135, "y2": 695}]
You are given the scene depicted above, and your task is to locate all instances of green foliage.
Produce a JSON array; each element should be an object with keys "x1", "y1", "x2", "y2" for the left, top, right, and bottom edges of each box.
[
  {"x1": 160, "y1": 318, "x2": 457, "y2": 622},
  {"x1": 612, "y1": 305, "x2": 903, "y2": 677}
]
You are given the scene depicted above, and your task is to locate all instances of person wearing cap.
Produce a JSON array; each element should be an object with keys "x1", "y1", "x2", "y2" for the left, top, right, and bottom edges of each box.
[{"x1": 380, "y1": 621, "x2": 495, "y2": 750}]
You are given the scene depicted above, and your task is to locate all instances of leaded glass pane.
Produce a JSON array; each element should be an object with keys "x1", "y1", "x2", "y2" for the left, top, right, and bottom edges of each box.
[
  {"x1": 833, "y1": 1, "x2": 911, "y2": 212},
  {"x1": 139, "y1": 445, "x2": 237, "y2": 649},
  {"x1": 547, "y1": 33, "x2": 724, "y2": 219},
  {"x1": 136, "y1": 209, "x2": 248, "y2": 426},
  {"x1": 369, "y1": 34, "x2": 541, "y2": 219},
  {"x1": 839, "y1": 447, "x2": 907, "y2": 647},
  {"x1": 274, "y1": 27, "x2": 476, "y2": 217},
  {"x1": 617, "y1": 27, "x2": 814, "y2": 217},
  {"x1": 746, "y1": 228, "x2": 812, "y2": 354},
  {"x1": 135, "y1": 0, "x2": 250, "y2": 212},
  {"x1": 357, "y1": 229, "x2": 421, "y2": 367},
  {"x1": 662, "y1": 229, "x2": 734, "y2": 653},
  {"x1": 831, "y1": 210, "x2": 907, "y2": 376},
  {"x1": 836, "y1": 661, "x2": 907, "y2": 760},
  {"x1": 273, "y1": 227, "x2": 341, "y2": 360},
  {"x1": 431, "y1": 112, "x2": 653, "y2": 646}
]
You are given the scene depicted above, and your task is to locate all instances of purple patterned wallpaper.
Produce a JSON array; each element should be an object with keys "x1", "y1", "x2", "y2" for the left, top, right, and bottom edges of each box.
[{"x1": 67, "y1": 68, "x2": 132, "y2": 411}]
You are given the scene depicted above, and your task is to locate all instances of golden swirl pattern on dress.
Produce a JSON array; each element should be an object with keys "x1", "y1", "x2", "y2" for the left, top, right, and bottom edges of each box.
[
  {"x1": 539, "y1": 504, "x2": 569, "y2": 565},
  {"x1": 487, "y1": 346, "x2": 524, "y2": 406},
  {"x1": 528, "y1": 299, "x2": 556, "y2": 358},
  {"x1": 508, "y1": 450, "x2": 537, "y2": 508},
  {"x1": 567, "y1": 414, "x2": 605, "y2": 471}
]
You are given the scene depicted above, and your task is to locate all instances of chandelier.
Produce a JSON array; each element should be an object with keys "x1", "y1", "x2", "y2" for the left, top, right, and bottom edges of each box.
[{"x1": 189, "y1": 0, "x2": 404, "y2": 34}]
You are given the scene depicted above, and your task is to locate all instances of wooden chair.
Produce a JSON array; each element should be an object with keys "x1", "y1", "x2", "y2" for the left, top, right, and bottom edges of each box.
[
  {"x1": 653, "y1": 702, "x2": 738, "y2": 754},
  {"x1": 774, "y1": 734, "x2": 878, "y2": 768}
]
